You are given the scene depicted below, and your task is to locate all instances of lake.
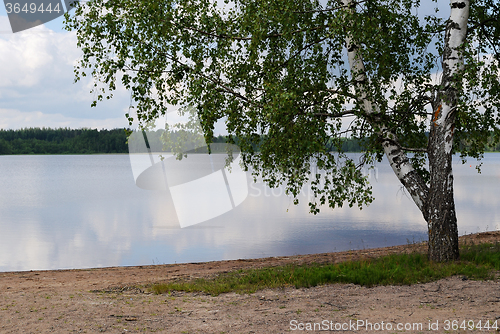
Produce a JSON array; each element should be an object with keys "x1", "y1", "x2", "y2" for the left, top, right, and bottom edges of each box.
[{"x1": 0, "y1": 153, "x2": 498, "y2": 272}]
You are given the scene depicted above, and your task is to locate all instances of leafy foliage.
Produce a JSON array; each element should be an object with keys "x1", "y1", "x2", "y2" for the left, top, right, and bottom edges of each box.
[{"x1": 64, "y1": 0, "x2": 500, "y2": 213}]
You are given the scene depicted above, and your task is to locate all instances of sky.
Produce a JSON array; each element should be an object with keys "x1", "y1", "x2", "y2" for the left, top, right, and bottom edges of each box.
[
  {"x1": 0, "y1": 7, "x2": 132, "y2": 130},
  {"x1": 0, "y1": 1, "x2": 449, "y2": 131}
]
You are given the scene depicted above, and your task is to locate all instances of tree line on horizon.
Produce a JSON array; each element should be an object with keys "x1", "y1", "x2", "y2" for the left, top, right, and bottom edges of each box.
[
  {"x1": 0, "y1": 127, "x2": 129, "y2": 155},
  {"x1": 1, "y1": 127, "x2": 500, "y2": 155},
  {"x1": 0, "y1": 127, "x2": 368, "y2": 155}
]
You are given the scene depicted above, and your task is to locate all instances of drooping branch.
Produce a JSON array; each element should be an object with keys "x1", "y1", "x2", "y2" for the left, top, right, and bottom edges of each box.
[
  {"x1": 171, "y1": 21, "x2": 328, "y2": 42},
  {"x1": 313, "y1": 110, "x2": 355, "y2": 118},
  {"x1": 401, "y1": 146, "x2": 428, "y2": 153}
]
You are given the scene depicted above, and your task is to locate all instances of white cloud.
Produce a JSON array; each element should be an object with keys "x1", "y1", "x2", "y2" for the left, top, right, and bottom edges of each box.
[
  {"x1": 0, "y1": 108, "x2": 128, "y2": 129},
  {"x1": 0, "y1": 16, "x2": 132, "y2": 129},
  {"x1": 0, "y1": 19, "x2": 74, "y2": 87}
]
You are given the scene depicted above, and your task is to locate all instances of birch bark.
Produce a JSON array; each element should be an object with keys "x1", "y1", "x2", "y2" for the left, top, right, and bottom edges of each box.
[
  {"x1": 426, "y1": 0, "x2": 469, "y2": 261},
  {"x1": 342, "y1": 0, "x2": 470, "y2": 261},
  {"x1": 342, "y1": 0, "x2": 429, "y2": 214}
]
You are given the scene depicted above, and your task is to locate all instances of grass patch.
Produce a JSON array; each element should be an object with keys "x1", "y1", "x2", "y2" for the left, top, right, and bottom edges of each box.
[{"x1": 149, "y1": 242, "x2": 500, "y2": 296}]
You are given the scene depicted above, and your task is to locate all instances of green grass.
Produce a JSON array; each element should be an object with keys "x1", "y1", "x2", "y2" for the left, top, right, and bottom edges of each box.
[{"x1": 149, "y1": 242, "x2": 500, "y2": 296}]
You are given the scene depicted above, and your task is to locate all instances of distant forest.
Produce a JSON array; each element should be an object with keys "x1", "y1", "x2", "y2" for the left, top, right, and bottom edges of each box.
[
  {"x1": 0, "y1": 128, "x2": 129, "y2": 154},
  {"x1": 1, "y1": 127, "x2": 498, "y2": 155},
  {"x1": 0, "y1": 127, "x2": 366, "y2": 155}
]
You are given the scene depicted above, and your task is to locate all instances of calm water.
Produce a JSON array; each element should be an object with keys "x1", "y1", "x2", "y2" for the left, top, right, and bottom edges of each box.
[{"x1": 0, "y1": 154, "x2": 498, "y2": 272}]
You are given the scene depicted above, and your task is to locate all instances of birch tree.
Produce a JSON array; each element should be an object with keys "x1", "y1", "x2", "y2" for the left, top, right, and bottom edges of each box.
[{"x1": 65, "y1": 0, "x2": 500, "y2": 261}]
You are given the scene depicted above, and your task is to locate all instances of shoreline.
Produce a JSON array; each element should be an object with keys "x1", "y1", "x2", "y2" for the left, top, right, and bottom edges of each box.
[
  {"x1": 1, "y1": 230, "x2": 499, "y2": 333},
  {"x1": 1, "y1": 230, "x2": 498, "y2": 278}
]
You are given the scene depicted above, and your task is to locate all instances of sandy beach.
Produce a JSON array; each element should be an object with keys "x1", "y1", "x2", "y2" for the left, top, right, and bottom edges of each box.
[{"x1": 1, "y1": 231, "x2": 499, "y2": 333}]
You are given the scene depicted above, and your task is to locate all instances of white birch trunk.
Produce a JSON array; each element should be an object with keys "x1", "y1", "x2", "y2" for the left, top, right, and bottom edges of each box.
[
  {"x1": 426, "y1": 0, "x2": 469, "y2": 261},
  {"x1": 342, "y1": 0, "x2": 469, "y2": 261}
]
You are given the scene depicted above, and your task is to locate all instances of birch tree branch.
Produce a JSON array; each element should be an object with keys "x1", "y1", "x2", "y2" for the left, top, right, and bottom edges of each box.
[{"x1": 341, "y1": 0, "x2": 429, "y2": 213}]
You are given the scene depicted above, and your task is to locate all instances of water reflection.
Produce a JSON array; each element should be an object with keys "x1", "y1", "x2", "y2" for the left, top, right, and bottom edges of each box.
[{"x1": 0, "y1": 154, "x2": 498, "y2": 272}]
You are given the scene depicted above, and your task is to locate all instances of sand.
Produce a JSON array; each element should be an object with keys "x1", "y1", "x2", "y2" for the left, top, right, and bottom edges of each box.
[{"x1": 1, "y1": 231, "x2": 499, "y2": 333}]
